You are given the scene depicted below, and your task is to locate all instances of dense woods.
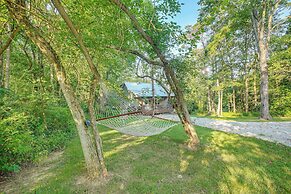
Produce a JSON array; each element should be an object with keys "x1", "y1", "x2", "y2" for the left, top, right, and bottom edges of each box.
[
  {"x1": 183, "y1": 0, "x2": 290, "y2": 118},
  {"x1": 0, "y1": 0, "x2": 290, "y2": 181}
]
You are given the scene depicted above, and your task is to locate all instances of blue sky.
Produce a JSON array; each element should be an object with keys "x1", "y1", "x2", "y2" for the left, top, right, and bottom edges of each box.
[{"x1": 172, "y1": 0, "x2": 200, "y2": 28}]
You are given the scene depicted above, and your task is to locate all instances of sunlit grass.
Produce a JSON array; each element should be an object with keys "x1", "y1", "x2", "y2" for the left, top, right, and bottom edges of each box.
[{"x1": 4, "y1": 125, "x2": 291, "y2": 193}]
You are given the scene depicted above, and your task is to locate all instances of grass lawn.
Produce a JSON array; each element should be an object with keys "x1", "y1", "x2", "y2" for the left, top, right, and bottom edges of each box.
[
  {"x1": 2, "y1": 125, "x2": 291, "y2": 193},
  {"x1": 193, "y1": 112, "x2": 291, "y2": 122}
]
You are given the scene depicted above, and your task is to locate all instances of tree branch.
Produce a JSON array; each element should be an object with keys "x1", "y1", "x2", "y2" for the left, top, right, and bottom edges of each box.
[
  {"x1": 251, "y1": 10, "x2": 260, "y2": 53},
  {"x1": 135, "y1": 73, "x2": 170, "y2": 95},
  {"x1": 267, "y1": 0, "x2": 282, "y2": 46},
  {"x1": 108, "y1": 45, "x2": 163, "y2": 67},
  {"x1": 51, "y1": 0, "x2": 101, "y2": 81},
  {"x1": 272, "y1": 15, "x2": 290, "y2": 31},
  {"x1": 0, "y1": 26, "x2": 20, "y2": 56}
]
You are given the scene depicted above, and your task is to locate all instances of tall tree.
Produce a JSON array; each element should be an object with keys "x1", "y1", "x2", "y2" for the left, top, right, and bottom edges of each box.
[{"x1": 251, "y1": 0, "x2": 282, "y2": 120}]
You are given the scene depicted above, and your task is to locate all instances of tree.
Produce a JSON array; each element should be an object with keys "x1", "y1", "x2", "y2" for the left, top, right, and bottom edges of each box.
[
  {"x1": 251, "y1": 0, "x2": 282, "y2": 120},
  {"x1": 5, "y1": 0, "x2": 102, "y2": 178},
  {"x1": 196, "y1": 0, "x2": 288, "y2": 118},
  {"x1": 110, "y1": 0, "x2": 200, "y2": 149},
  {"x1": 51, "y1": 0, "x2": 107, "y2": 177}
]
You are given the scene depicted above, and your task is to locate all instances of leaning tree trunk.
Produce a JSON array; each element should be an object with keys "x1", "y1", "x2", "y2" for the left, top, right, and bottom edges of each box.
[
  {"x1": 111, "y1": 0, "x2": 199, "y2": 149},
  {"x1": 6, "y1": 0, "x2": 101, "y2": 178},
  {"x1": 163, "y1": 64, "x2": 200, "y2": 149},
  {"x1": 88, "y1": 79, "x2": 108, "y2": 177},
  {"x1": 51, "y1": 0, "x2": 107, "y2": 176}
]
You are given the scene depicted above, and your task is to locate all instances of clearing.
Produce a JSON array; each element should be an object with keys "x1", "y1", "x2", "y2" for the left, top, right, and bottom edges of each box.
[{"x1": 1, "y1": 125, "x2": 290, "y2": 193}]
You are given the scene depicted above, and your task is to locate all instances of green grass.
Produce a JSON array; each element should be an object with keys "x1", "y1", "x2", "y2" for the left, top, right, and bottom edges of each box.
[
  {"x1": 3, "y1": 125, "x2": 291, "y2": 193},
  {"x1": 193, "y1": 112, "x2": 291, "y2": 122}
]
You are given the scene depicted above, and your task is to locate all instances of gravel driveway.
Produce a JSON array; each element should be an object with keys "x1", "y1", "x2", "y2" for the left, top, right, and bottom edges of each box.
[{"x1": 158, "y1": 114, "x2": 291, "y2": 147}]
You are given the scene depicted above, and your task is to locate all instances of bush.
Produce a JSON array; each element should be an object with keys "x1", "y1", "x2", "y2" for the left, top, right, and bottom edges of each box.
[
  {"x1": 0, "y1": 106, "x2": 76, "y2": 174},
  {"x1": 0, "y1": 113, "x2": 35, "y2": 172},
  {"x1": 270, "y1": 88, "x2": 291, "y2": 116}
]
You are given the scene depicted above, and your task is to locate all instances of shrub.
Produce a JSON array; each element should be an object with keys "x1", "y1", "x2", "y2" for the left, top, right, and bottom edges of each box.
[
  {"x1": 0, "y1": 106, "x2": 76, "y2": 174},
  {"x1": 0, "y1": 113, "x2": 35, "y2": 173}
]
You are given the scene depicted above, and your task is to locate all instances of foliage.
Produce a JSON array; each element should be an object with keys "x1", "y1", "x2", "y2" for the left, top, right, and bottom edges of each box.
[
  {"x1": 178, "y1": 0, "x2": 291, "y2": 117},
  {"x1": 269, "y1": 28, "x2": 291, "y2": 116},
  {"x1": 0, "y1": 95, "x2": 76, "y2": 173}
]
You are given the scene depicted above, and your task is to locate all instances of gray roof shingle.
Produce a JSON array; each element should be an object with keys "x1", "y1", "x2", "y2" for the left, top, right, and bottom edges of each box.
[{"x1": 123, "y1": 82, "x2": 174, "y2": 97}]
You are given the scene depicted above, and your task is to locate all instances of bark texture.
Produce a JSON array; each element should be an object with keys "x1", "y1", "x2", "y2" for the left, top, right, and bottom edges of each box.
[{"x1": 0, "y1": 26, "x2": 20, "y2": 56}]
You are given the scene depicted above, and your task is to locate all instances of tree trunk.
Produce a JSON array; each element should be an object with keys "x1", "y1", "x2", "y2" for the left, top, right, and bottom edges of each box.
[
  {"x1": 6, "y1": 0, "x2": 101, "y2": 178},
  {"x1": 207, "y1": 87, "x2": 211, "y2": 114},
  {"x1": 251, "y1": 4, "x2": 277, "y2": 120},
  {"x1": 220, "y1": 90, "x2": 223, "y2": 116},
  {"x1": 253, "y1": 70, "x2": 258, "y2": 109},
  {"x1": 258, "y1": 45, "x2": 271, "y2": 119},
  {"x1": 51, "y1": 0, "x2": 108, "y2": 176},
  {"x1": 111, "y1": 0, "x2": 199, "y2": 149},
  {"x1": 217, "y1": 92, "x2": 220, "y2": 116},
  {"x1": 244, "y1": 76, "x2": 249, "y2": 112},
  {"x1": 163, "y1": 65, "x2": 200, "y2": 149},
  {"x1": 228, "y1": 95, "x2": 231, "y2": 112},
  {"x1": 88, "y1": 79, "x2": 108, "y2": 177},
  {"x1": 151, "y1": 64, "x2": 156, "y2": 115},
  {"x1": 4, "y1": 24, "x2": 11, "y2": 89},
  {"x1": 216, "y1": 79, "x2": 222, "y2": 116},
  {"x1": 49, "y1": 63, "x2": 55, "y2": 93},
  {"x1": 232, "y1": 87, "x2": 236, "y2": 113}
]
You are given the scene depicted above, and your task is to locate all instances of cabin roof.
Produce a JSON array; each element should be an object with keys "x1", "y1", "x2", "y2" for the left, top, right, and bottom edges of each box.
[{"x1": 122, "y1": 82, "x2": 174, "y2": 98}]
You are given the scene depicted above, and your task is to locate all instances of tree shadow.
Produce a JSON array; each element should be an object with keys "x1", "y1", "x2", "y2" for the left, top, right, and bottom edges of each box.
[
  {"x1": 94, "y1": 125, "x2": 290, "y2": 193},
  {"x1": 9, "y1": 124, "x2": 288, "y2": 193}
]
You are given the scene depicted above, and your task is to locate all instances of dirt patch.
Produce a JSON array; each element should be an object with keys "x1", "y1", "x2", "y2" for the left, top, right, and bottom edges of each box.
[{"x1": 0, "y1": 151, "x2": 64, "y2": 193}]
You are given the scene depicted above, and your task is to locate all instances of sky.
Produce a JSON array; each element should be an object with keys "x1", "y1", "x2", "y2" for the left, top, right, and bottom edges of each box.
[{"x1": 172, "y1": 0, "x2": 200, "y2": 28}]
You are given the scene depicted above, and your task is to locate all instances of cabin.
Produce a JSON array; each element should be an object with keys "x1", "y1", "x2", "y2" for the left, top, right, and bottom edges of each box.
[{"x1": 121, "y1": 82, "x2": 174, "y2": 114}]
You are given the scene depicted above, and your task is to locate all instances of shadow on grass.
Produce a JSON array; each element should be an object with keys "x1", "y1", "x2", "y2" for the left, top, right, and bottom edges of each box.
[
  {"x1": 80, "y1": 125, "x2": 290, "y2": 193},
  {"x1": 6, "y1": 124, "x2": 290, "y2": 193}
]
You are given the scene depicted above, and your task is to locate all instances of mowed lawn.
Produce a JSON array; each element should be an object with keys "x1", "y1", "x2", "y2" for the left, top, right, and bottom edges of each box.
[{"x1": 3, "y1": 125, "x2": 291, "y2": 193}]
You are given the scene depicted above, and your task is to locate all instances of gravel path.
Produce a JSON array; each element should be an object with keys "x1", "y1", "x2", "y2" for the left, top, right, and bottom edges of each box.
[{"x1": 158, "y1": 114, "x2": 291, "y2": 147}]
